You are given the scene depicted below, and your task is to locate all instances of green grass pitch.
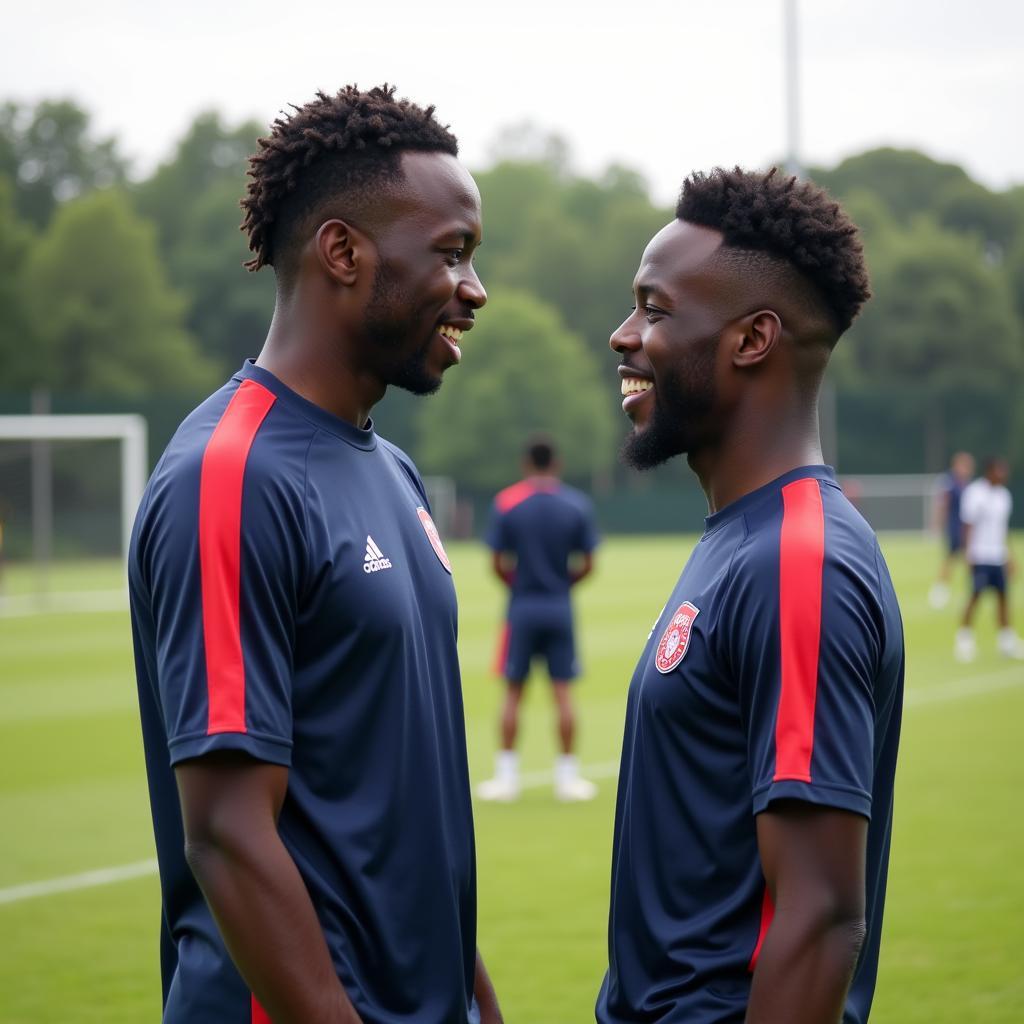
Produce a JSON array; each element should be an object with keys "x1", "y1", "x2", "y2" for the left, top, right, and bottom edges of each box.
[{"x1": 1, "y1": 535, "x2": 1022, "y2": 1022}]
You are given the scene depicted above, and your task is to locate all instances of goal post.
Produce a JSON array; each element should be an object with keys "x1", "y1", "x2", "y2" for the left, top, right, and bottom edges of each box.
[
  {"x1": 837, "y1": 473, "x2": 940, "y2": 533},
  {"x1": 0, "y1": 413, "x2": 148, "y2": 603}
]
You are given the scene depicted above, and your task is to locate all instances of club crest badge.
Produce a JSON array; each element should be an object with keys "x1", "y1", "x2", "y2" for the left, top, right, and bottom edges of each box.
[
  {"x1": 417, "y1": 506, "x2": 452, "y2": 574},
  {"x1": 655, "y1": 601, "x2": 700, "y2": 674}
]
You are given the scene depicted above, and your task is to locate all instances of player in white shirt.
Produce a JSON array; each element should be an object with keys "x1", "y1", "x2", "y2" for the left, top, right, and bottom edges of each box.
[{"x1": 955, "y1": 457, "x2": 1024, "y2": 660}]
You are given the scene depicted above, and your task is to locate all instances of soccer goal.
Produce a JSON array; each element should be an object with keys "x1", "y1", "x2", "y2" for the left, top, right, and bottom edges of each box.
[
  {"x1": 0, "y1": 414, "x2": 147, "y2": 613},
  {"x1": 836, "y1": 473, "x2": 941, "y2": 533}
]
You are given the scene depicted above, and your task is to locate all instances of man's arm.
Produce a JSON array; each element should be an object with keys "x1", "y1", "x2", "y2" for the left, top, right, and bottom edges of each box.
[
  {"x1": 474, "y1": 949, "x2": 503, "y2": 1023},
  {"x1": 491, "y1": 550, "x2": 515, "y2": 587},
  {"x1": 745, "y1": 800, "x2": 867, "y2": 1024},
  {"x1": 176, "y1": 751, "x2": 362, "y2": 1024},
  {"x1": 568, "y1": 551, "x2": 594, "y2": 585}
]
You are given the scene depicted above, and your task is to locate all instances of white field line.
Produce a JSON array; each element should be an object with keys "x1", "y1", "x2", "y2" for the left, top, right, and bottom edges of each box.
[
  {"x1": 0, "y1": 858, "x2": 157, "y2": 905},
  {"x1": 2, "y1": 665, "x2": 1022, "y2": 909},
  {"x1": 0, "y1": 589, "x2": 127, "y2": 618}
]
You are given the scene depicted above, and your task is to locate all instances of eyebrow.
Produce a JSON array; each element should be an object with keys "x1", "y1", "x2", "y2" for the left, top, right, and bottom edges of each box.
[
  {"x1": 635, "y1": 280, "x2": 673, "y2": 305},
  {"x1": 433, "y1": 221, "x2": 482, "y2": 245}
]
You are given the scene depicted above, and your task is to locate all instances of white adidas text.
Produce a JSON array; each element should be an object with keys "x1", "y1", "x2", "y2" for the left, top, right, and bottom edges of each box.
[{"x1": 363, "y1": 535, "x2": 392, "y2": 573}]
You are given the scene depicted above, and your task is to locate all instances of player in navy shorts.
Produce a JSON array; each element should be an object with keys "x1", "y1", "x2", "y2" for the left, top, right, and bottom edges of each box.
[
  {"x1": 129, "y1": 87, "x2": 502, "y2": 1023},
  {"x1": 478, "y1": 437, "x2": 600, "y2": 802},
  {"x1": 597, "y1": 169, "x2": 904, "y2": 1024},
  {"x1": 928, "y1": 451, "x2": 974, "y2": 608}
]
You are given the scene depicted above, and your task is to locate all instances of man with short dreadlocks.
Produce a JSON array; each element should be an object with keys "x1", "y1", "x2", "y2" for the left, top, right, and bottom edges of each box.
[
  {"x1": 596, "y1": 168, "x2": 904, "y2": 1024},
  {"x1": 129, "y1": 85, "x2": 500, "y2": 1023}
]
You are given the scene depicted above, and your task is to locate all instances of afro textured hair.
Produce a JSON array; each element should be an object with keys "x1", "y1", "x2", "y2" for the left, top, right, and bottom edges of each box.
[
  {"x1": 241, "y1": 84, "x2": 458, "y2": 275},
  {"x1": 676, "y1": 167, "x2": 870, "y2": 335}
]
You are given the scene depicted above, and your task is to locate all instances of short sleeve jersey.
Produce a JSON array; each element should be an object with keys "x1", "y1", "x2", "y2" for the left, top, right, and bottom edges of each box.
[
  {"x1": 960, "y1": 477, "x2": 1013, "y2": 565},
  {"x1": 485, "y1": 478, "x2": 599, "y2": 602},
  {"x1": 597, "y1": 467, "x2": 904, "y2": 1024},
  {"x1": 129, "y1": 361, "x2": 479, "y2": 1024}
]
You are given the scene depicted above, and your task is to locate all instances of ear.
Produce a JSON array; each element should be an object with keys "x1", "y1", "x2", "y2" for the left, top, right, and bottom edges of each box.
[
  {"x1": 314, "y1": 219, "x2": 372, "y2": 287},
  {"x1": 732, "y1": 310, "x2": 782, "y2": 368}
]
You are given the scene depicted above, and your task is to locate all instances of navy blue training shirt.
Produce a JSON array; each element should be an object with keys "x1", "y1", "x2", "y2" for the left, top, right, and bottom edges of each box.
[
  {"x1": 597, "y1": 466, "x2": 904, "y2": 1024},
  {"x1": 129, "y1": 361, "x2": 479, "y2": 1024},
  {"x1": 485, "y1": 477, "x2": 599, "y2": 601}
]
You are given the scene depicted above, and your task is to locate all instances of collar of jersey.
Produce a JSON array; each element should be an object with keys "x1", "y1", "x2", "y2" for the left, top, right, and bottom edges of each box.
[
  {"x1": 701, "y1": 464, "x2": 836, "y2": 538},
  {"x1": 235, "y1": 360, "x2": 377, "y2": 451}
]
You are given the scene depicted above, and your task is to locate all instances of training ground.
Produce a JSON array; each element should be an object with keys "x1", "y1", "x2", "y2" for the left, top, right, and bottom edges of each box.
[{"x1": 1, "y1": 535, "x2": 1022, "y2": 1023}]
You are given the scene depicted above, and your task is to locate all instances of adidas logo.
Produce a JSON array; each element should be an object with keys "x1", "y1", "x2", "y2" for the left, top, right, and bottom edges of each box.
[{"x1": 363, "y1": 535, "x2": 393, "y2": 574}]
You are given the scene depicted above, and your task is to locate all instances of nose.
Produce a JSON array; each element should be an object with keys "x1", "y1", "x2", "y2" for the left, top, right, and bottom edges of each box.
[
  {"x1": 610, "y1": 314, "x2": 640, "y2": 354},
  {"x1": 458, "y1": 267, "x2": 487, "y2": 309}
]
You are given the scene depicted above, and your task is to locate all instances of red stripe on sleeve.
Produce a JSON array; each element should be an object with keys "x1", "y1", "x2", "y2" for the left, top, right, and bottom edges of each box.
[
  {"x1": 747, "y1": 886, "x2": 775, "y2": 972},
  {"x1": 251, "y1": 994, "x2": 272, "y2": 1023},
  {"x1": 774, "y1": 477, "x2": 825, "y2": 782},
  {"x1": 199, "y1": 379, "x2": 277, "y2": 735}
]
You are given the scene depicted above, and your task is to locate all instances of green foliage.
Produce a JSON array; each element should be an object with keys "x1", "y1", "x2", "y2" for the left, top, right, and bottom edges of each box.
[
  {"x1": 844, "y1": 219, "x2": 1023, "y2": 396},
  {"x1": 22, "y1": 189, "x2": 218, "y2": 397},
  {"x1": 475, "y1": 155, "x2": 670, "y2": 354},
  {"x1": 0, "y1": 177, "x2": 37, "y2": 387},
  {"x1": 0, "y1": 99, "x2": 126, "y2": 228},
  {"x1": 812, "y1": 147, "x2": 971, "y2": 225},
  {"x1": 418, "y1": 291, "x2": 616, "y2": 493},
  {"x1": 133, "y1": 112, "x2": 274, "y2": 374}
]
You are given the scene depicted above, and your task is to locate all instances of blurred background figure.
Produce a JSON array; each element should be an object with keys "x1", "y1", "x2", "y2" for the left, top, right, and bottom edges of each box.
[
  {"x1": 478, "y1": 436, "x2": 600, "y2": 802},
  {"x1": 929, "y1": 451, "x2": 975, "y2": 608},
  {"x1": 955, "y1": 457, "x2": 1023, "y2": 661}
]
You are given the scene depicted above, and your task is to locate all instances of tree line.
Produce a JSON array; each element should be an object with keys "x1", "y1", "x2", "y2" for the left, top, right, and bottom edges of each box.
[{"x1": 1, "y1": 99, "x2": 1022, "y2": 497}]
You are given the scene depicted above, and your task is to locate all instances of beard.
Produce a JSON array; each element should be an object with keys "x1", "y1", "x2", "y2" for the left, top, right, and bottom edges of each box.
[
  {"x1": 363, "y1": 258, "x2": 441, "y2": 396},
  {"x1": 621, "y1": 331, "x2": 719, "y2": 471}
]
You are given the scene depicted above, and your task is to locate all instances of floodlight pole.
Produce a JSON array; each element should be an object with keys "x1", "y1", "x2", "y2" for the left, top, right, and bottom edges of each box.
[{"x1": 783, "y1": 0, "x2": 803, "y2": 178}]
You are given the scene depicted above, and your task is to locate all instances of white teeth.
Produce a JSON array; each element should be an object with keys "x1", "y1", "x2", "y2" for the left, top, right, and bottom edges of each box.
[
  {"x1": 621, "y1": 377, "x2": 653, "y2": 396},
  {"x1": 439, "y1": 325, "x2": 463, "y2": 343}
]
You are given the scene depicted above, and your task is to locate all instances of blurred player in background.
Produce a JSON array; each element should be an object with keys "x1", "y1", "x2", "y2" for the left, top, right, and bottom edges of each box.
[
  {"x1": 954, "y1": 456, "x2": 1023, "y2": 661},
  {"x1": 478, "y1": 436, "x2": 600, "y2": 802},
  {"x1": 129, "y1": 86, "x2": 501, "y2": 1024},
  {"x1": 597, "y1": 168, "x2": 904, "y2": 1024},
  {"x1": 928, "y1": 450, "x2": 974, "y2": 608}
]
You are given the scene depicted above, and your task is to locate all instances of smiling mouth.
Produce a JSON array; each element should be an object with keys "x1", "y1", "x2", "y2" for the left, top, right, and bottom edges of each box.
[
  {"x1": 621, "y1": 377, "x2": 653, "y2": 396},
  {"x1": 438, "y1": 324, "x2": 464, "y2": 344}
]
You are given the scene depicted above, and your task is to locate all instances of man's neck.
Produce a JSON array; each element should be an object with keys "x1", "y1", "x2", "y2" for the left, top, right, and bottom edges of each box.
[
  {"x1": 688, "y1": 402, "x2": 824, "y2": 516},
  {"x1": 257, "y1": 295, "x2": 383, "y2": 428}
]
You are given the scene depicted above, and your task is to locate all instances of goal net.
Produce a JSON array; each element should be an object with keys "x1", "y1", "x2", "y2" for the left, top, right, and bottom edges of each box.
[
  {"x1": 0, "y1": 414, "x2": 147, "y2": 614},
  {"x1": 837, "y1": 473, "x2": 941, "y2": 533}
]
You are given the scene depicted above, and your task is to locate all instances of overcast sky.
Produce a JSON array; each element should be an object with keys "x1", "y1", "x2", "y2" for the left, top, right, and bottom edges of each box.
[{"x1": 5, "y1": 0, "x2": 1022, "y2": 204}]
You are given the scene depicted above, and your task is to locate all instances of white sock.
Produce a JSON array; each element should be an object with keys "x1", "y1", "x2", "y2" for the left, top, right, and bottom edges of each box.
[
  {"x1": 555, "y1": 754, "x2": 578, "y2": 783},
  {"x1": 496, "y1": 750, "x2": 519, "y2": 782},
  {"x1": 956, "y1": 627, "x2": 974, "y2": 642},
  {"x1": 999, "y1": 627, "x2": 1018, "y2": 644}
]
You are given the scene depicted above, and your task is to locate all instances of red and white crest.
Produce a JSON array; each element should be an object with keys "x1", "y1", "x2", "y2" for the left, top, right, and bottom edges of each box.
[
  {"x1": 655, "y1": 602, "x2": 700, "y2": 674},
  {"x1": 417, "y1": 506, "x2": 452, "y2": 574}
]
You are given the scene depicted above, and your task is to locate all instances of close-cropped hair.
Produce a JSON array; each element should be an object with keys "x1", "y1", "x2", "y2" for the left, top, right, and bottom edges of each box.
[
  {"x1": 677, "y1": 167, "x2": 870, "y2": 336},
  {"x1": 241, "y1": 84, "x2": 458, "y2": 278},
  {"x1": 526, "y1": 437, "x2": 556, "y2": 470}
]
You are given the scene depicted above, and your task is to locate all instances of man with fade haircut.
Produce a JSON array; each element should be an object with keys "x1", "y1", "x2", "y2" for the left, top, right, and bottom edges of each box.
[
  {"x1": 596, "y1": 168, "x2": 904, "y2": 1024},
  {"x1": 478, "y1": 435, "x2": 600, "y2": 802},
  {"x1": 129, "y1": 85, "x2": 501, "y2": 1024}
]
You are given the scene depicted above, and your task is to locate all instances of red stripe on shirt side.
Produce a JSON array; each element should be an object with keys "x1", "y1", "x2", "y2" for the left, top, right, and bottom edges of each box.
[
  {"x1": 774, "y1": 477, "x2": 825, "y2": 783},
  {"x1": 199, "y1": 379, "x2": 277, "y2": 735},
  {"x1": 251, "y1": 994, "x2": 272, "y2": 1024},
  {"x1": 493, "y1": 622, "x2": 511, "y2": 677},
  {"x1": 747, "y1": 885, "x2": 775, "y2": 972}
]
